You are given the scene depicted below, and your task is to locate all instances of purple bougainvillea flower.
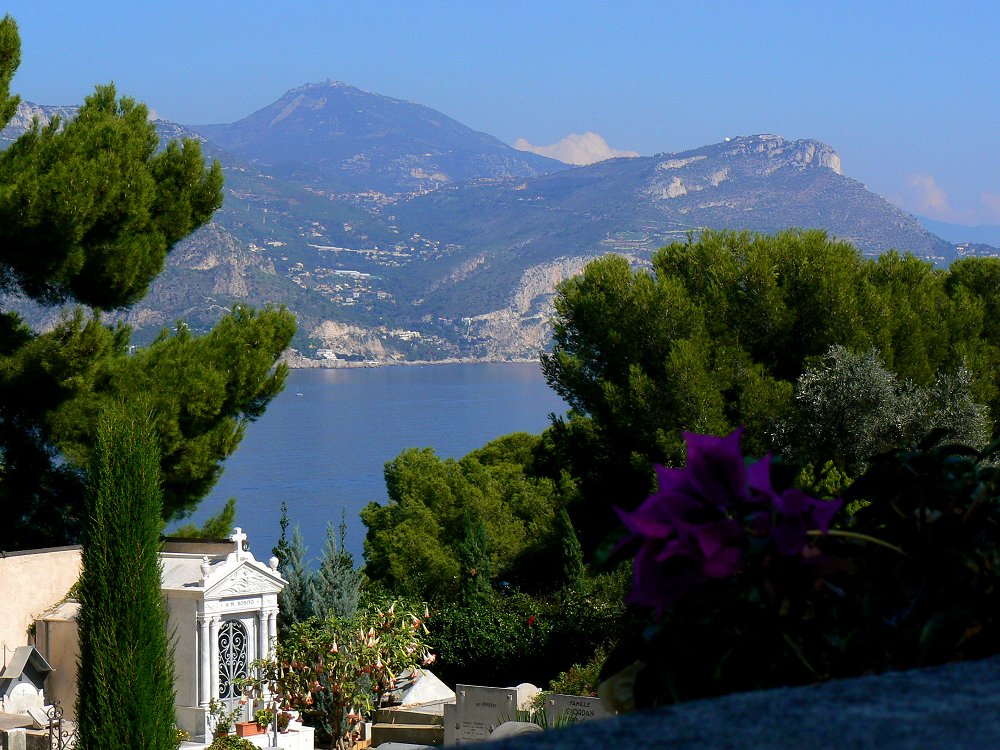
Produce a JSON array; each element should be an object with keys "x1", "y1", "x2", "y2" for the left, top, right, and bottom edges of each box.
[
  {"x1": 770, "y1": 488, "x2": 843, "y2": 555},
  {"x1": 745, "y1": 453, "x2": 778, "y2": 502},
  {"x1": 617, "y1": 428, "x2": 843, "y2": 616},
  {"x1": 616, "y1": 429, "x2": 755, "y2": 613},
  {"x1": 682, "y1": 429, "x2": 750, "y2": 504}
]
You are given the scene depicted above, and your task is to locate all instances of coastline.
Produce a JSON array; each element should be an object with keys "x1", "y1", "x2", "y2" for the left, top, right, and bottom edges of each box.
[{"x1": 280, "y1": 351, "x2": 543, "y2": 370}]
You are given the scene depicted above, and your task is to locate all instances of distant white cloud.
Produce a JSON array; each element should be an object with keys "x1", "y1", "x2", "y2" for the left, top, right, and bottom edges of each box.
[
  {"x1": 513, "y1": 132, "x2": 639, "y2": 166},
  {"x1": 904, "y1": 173, "x2": 953, "y2": 218}
]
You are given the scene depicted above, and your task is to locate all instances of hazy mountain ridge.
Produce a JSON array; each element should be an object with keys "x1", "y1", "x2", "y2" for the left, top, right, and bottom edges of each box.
[
  {"x1": 1, "y1": 94, "x2": 985, "y2": 363},
  {"x1": 383, "y1": 135, "x2": 953, "y2": 320},
  {"x1": 192, "y1": 82, "x2": 569, "y2": 194}
]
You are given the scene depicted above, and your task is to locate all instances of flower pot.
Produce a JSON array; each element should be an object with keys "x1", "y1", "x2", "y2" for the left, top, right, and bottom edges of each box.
[{"x1": 236, "y1": 720, "x2": 266, "y2": 737}]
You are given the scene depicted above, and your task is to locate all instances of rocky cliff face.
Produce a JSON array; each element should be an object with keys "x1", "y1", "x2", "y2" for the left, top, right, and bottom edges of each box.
[
  {"x1": 111, "y1": 223, "x2": 285, "y2": 337},
  {"x1": 0, "y1": 101, "x2": 78, "y2": 142},
  {"x1": 465, "y1": 257, "x2": 595, "y2": 356},
  {"x1": 644, "y1": 135, "x2": 843, "y2": 202}
]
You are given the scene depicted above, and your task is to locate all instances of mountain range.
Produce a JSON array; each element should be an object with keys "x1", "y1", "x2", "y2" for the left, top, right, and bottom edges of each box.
[{"x1": 2, "y1": 82, "x2": 996, "y2": 362}]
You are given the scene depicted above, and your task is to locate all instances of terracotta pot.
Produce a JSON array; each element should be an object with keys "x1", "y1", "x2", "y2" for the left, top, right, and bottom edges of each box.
[{"x1": 235, "y1": 720, "x2": 266, "y2": 737}]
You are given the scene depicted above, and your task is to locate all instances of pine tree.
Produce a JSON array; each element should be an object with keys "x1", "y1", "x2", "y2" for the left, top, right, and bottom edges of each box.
[
  {"x1": 171, "y1": 497, "x2": 237, "y2": 538},
  {"x1": 313, "y1": 512, "x2": 361, "y2": 619},
  {"x1": 277, "y1": 525, "x2": 316, "y2": 635},
  {"x1": 76, "y1": 400, "x2": 175, "y2": 750},
  {"x1": 0, "y1": 15, "x2": 296, "y2": 551}
]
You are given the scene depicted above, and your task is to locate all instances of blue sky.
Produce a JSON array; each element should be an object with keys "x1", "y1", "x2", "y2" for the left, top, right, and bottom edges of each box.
[{"x1": 6, "y1": 1, "x2": 999, "y2": 225}]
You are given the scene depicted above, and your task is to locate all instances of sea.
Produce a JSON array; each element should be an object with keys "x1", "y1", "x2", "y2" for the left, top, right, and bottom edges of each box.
[{"x1": 171, "y1": 362, "x2": 567, "y2": 567}]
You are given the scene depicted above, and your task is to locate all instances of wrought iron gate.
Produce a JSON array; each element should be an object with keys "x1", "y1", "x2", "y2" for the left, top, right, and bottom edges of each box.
[
  {"x1": 47, "y1": 702, "x2": 78, "y2": 749},
  {"x1": 218, "y1": 619, "x2": 249, "y2": 707}
]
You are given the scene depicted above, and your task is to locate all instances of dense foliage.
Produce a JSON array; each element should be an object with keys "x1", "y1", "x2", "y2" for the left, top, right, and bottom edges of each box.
[
  {"x1": 426, "y1": 573, "x2": 629, "y2": 689},
  {"x1": 602, "y1": 429, "x2": 1000, "y2": 710},
  {"x1": 773, "y1": 345, "x2": 989, "y2": 475},
  {"x1": 541, "y1": 229, "x2": 1000, "y2": 552},
  {"x1": 361, "y1": 433, "x2": 579, "y2": 599},
  {"x1": 76, "y1": 401, "x2": 175, "y2": 750},
  {"x1": 0, "y1": 15, "x2": 296, "y2": 550},
  {"x1": 249, "y1": 600, "x2": 433, "y2": 745}
]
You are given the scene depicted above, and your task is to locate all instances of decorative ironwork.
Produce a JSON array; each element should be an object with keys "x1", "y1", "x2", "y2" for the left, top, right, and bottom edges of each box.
[
  {"x1": 218, "y1": 619, "x2": 249, "y2": 702},
  {"x1": 47, "y1": 701, "x2": 79, "y2": 749}
]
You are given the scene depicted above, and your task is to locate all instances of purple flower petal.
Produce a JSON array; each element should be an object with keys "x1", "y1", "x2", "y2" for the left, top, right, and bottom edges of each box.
[
  {"x1": 655, "y1": 537, "x2": 698, "y2": 561},
  {"x1": 682, "y1": 429, "x2": 748, "y2": 503},
  {"x1": 773, "y1": 488, "x2": 810, "y2": 517},
  {"x1": 770, "y1": 490, "x2": 843, "y2": 554},
  {"x1": 746, "y1": 454, "x2": 777, "y2": 502},
  {"x1": 690, "y1": 519, "x2": 743, "y2": 559},
  {"x1": 808, "y1": 496, "x2": 843, "y2": 534},
  {"x1": 615, "y1": 504, "x2": 673, "y2": 539},
  {"x1": 770, "y1": 518, "x2": 807, "y2": 556},
  {"x1": 620, "y1": 429, "x2": 841, "y2": 616},
  {"x1": 702, "y1": 544, "x2": 744, "y2": 579}
]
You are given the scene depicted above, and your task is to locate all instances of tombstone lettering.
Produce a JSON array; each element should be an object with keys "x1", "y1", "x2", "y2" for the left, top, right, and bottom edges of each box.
[
  {"x1": 544, "y1": 693, "x2": 611, "y2": 725},
  {"x1": 453, "y1": 685, "x2": 518, "y2": 744}
]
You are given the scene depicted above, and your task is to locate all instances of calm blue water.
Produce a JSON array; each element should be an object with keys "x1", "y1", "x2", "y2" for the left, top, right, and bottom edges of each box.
[{"x1": 173, "y1": 362, "x2": 566, "y2": 566}]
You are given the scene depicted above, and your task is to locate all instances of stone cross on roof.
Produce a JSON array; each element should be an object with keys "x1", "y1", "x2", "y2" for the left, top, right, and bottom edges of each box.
[{"x1": 230, "y1": 527, "x2": 248, "y2": 557}]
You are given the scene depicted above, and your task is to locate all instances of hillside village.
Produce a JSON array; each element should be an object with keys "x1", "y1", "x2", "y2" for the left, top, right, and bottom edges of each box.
[{"x1": 4, "y1": 91, "x2": 998, "y2": 365}]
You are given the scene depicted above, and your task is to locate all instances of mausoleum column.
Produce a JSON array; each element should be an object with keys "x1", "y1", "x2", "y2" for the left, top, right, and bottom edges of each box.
[
  {"x1": 267, "y1": 609, "x2": 277, "y2": 651},
  {"x1": 209, "y1": 615, "x2": 221, "y2": 701},
  {"x1": 198, "y1": 614, "x2": 211, "y2": 707},
  {"x1": 257, "y1": 610, "x2": 267, "y2": 662}
]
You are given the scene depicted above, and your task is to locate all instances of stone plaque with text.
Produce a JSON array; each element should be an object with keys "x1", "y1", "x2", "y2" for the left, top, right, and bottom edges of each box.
[
  {"x1": 454, "y1": 684, "x2": 518, "y2": 743},
  {"x1": 545, "y1": 693, "x2": 610, "y2": 724}
]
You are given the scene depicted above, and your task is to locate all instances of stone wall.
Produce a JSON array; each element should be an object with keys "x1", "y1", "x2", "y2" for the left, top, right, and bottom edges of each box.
[
  {"x1": 486, "y1": 655, "x2": 1000, "y2": 750},
  {"x1": 0, "y1": 547, "x2": 81, "y2": 655}
]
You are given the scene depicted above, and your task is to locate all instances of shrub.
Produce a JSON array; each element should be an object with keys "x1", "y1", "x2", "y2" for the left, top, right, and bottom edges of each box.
[
  {"x1": 601, "y1": 429, "x2": 1000, "y2": 710},
  {"x1": 207, "y1": 737, "x2": 255, "y2": 750},
  {"x1": 247, "y1": 599, "x2": 432, "y2": 746},
  {"x1": 428, "y1": 575, "x2": 628, "y2": 689}
]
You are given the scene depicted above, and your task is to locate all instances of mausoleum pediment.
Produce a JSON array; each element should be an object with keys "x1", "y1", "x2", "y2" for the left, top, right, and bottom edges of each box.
[
  {"x1": 160, "y1": 526, "x2": 285, "y2": 597},
  {"x1": 204, "y1": 561, "x2": 284, "y2": 599}
]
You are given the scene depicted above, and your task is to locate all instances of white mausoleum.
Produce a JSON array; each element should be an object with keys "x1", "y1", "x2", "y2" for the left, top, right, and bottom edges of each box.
[
  {"x1": 161, "y1": 528, "x2": 285, "y2": 741},
  {"x1": 6, "y1": 529, "x2": 298, "y2": 746}
]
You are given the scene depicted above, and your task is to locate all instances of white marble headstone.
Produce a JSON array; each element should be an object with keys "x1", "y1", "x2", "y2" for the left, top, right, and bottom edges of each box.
[
  {"x1": 453, "y1": 685, "x2": 518, "y2": 744},
  {"x1": 544, "y1": 693, "x2": 610, "y2": 724}
]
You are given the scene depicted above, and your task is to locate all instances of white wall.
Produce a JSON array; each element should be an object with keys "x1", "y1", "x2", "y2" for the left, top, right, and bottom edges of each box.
[{"x1": 0, "y1": 546, "x2": 81, "y2": 654}]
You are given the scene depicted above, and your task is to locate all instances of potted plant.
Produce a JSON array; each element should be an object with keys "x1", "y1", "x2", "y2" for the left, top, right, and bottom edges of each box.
[
  {"x1": 235, "y1": 716, "x2": 266, "y2": 738},
  {"x1": 207, "y1": 697, "x2": 241, "y2": 738},
  {"x1": 276, "y1": 711, "x2": 292, "y2": 733},
  {"x1": 254, "y1": 708, "x2": 273, "y2": 730}
]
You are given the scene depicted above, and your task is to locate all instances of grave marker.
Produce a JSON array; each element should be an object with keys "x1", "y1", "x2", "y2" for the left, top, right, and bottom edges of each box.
[
  {"x1": 544, "y1": 693, "x2": 610, "y2": 724},
  {"x1": 453, "y1": 685, "x2": 518, "y2": 744}
]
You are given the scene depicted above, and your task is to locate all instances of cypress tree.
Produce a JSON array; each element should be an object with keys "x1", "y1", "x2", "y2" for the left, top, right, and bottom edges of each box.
[
  {"x1": 456, "y1": 513, "x2": 492, "y2": 603},
  {"x1": 555, "y1": 506, "x2": 584, "y2": 588},
  {"x1": 76, "y1": 399, "x2": 175, "y2": 750}
]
